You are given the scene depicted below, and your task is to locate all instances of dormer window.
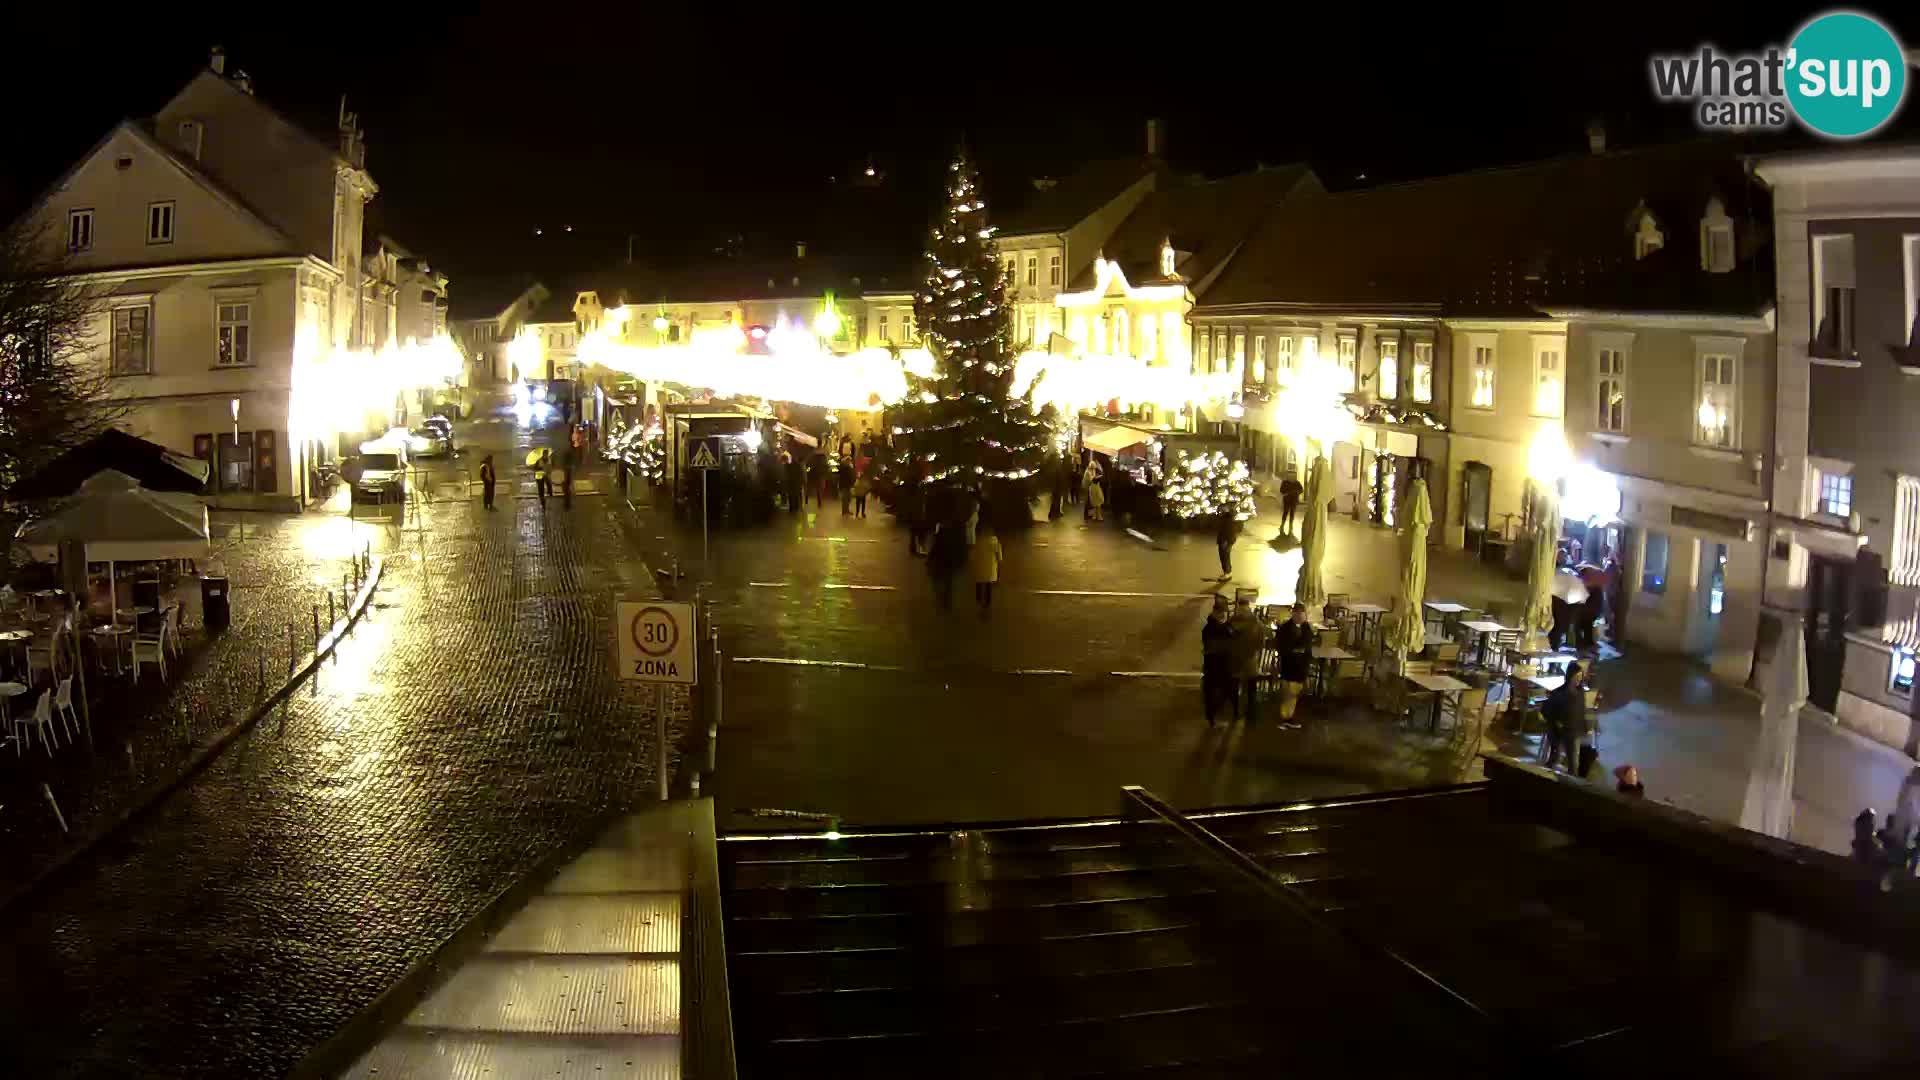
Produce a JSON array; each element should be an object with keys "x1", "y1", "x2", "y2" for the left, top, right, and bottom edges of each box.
[
  {"x1": 1631, "y1": 205, "x2": 1664, "y2": 260},
  {"x1": 1700, "y1": 196, "x2": 1734, "y2": 273},
  {"x1": 1159, "y1": 238, "x2": 1176, "y2": 277}
]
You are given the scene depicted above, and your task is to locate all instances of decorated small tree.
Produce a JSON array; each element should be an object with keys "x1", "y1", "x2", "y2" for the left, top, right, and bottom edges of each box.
[
  {"x1": 1160, "y1": 450, "x2": 1256, "y2": 524},
  {"x1": 885, "y1": 150, "x2": 1049, "y2": 523}
]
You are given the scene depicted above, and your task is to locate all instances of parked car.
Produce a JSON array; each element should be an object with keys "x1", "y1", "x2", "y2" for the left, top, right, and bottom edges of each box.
[
  {"x1": 407, "y1": 425, "x2": 451, "y2": 457},
  {"x1": 348, "y1": 447, "x2": 408, "y2": 505}
]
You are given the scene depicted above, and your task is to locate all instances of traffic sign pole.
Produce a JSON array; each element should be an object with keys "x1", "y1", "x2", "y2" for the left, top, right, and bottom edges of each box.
[
  {"x1": 702, "y1": 469, "x2": 709, "y2": 566},
  {"x1": 656, "y1": 683, "x2": 668, "y2": 801}
]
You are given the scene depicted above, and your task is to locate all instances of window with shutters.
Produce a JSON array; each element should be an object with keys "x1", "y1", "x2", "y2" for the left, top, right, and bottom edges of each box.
[
  {"x1": 1811, "y1": 233, "x2": 1856, "y2": 360},
  {"x1": 1893, "y1": 475, "x2": 1920, "y2": 587},
  {"x1": 1376, "y1": 337, "x2": 1399, "y2": 399},
  {"x1": 1694, "y1": 345, "x2": 1740, "y2": 449},
  {"x1": 110, "y1": 305, "x2": 152, "y2": 375},
  {"x1": 1252, "y1": 335, "x2": 1266, "y2": 386},
  {"x1": 1335, "y1": 333, "x2": 1357, "y2": 392},
  {"x1": 1049, "y1": 253, "x2": 1061, "y2": 285},
  {"x1": 147, "y1": 201, "x2": 175, "y2": 245},
  {"x1": 1275, "y1": 335, "x2": 1296, "y2": 384},
  {"x1": 1595, "y1": 341, "x2": 1628, "y2": 433},
  {"x1": 1468, "y1": 335, "x2": 1496, "y2": 409},
  {"x1": 1531, "y1": 335, "x2": 1564, "y2": 417}
]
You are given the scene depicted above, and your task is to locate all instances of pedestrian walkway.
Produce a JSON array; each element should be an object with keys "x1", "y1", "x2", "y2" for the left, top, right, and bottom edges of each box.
[{"x1": 0, "y1": 421, "x2": 683, "y2": 1078}]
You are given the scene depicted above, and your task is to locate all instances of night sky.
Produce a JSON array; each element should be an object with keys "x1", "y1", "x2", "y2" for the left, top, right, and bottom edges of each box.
[{"x1": 4, "y1": 5, "x2": 1915, "y2": 286}]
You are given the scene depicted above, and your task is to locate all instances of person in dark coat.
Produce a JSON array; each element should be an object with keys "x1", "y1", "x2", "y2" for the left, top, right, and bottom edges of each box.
[
  {"x1": 1215, "y1": 514, "x2": 1240, "y2": 580},
  {"x1": 783, "y1": 448, "x2": 803, "y2": 513},
  {"x1": 1280, "y1": 471, "x2": 1304, "y2": 537},
  {"x1": 1201, "y1": 595, "x2": 1236, "y2": 726},
  {"x1": 1273, "y1": 602, "x2": 1316, "y2": 725},
  {"x1": 838, "y1": 457, "x2": 855, "y2": 514},
  {"x1": 1543, "y1": 662, "x2": 1591, "y2": 773},
  {"x1": 928, "y1": 520, "x2": 967, "y2": 610},
  {"x1": 479, "y1": 454, "x2": 497, "y2": 510}
]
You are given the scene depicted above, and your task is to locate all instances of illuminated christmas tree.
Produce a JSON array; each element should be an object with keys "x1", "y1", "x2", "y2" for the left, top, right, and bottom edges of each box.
[
  {"x1": 886, "y1": 150, "x2": 1049, "y2": 516},
  {"x1": 1161, "y1": 450, "x2": 1256, "y2": 522}
]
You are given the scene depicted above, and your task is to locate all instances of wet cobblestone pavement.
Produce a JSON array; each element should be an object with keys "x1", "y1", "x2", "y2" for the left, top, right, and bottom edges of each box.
[{"x1": 0, "y1": 413, "x2": 680, "y2": 1078}]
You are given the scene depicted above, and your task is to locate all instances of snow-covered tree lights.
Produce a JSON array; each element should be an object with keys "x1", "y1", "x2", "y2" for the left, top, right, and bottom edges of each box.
[{"x1": 1160, "y1": 450, "x2": 1255, "y2": 522}]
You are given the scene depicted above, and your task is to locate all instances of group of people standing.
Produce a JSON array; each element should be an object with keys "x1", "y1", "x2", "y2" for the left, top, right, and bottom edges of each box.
[
  {"x1": 1201, "y1": 596, "x2": 1316, "y2": 727},
  {"x1": 913, "y1": 490, "x2": 1002, "y2": 613},
  {"x1": 779, "y1": 433, "x2": 874, "y2": 517},
  {"x1": 475, "y1": 421, "x2": 593, "y2": 512}
]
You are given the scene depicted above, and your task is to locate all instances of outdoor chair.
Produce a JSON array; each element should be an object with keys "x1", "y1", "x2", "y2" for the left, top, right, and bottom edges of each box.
[
  {"x1": 164, "y1": 604, "x2": 184, "y2": 659},
  {"x1": 131, "y1": 623, "x2": 168, "y2": 683},
  {"x1": 53, "y1": 676, "x2": 77, "y2": 743},
  {"x1": 18, "y1": 689, "x2": 57, "y2": 757},
  {"x1": 26, "y1": 621, "x2": 67, "y2": 686}
]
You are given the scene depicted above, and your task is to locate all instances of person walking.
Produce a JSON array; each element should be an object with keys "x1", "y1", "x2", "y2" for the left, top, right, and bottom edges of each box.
[
  {"x1": 533, "y1": 448, "x2": 552, "y2": 507},
  {"x1": 852, "y1": 469, "x2": 870, "y2": 518},
  {"x1": 1215, "y1": 513, "x2": 1240, "y2": 580},
  {"x1": 1280, "y1": 471, "x2": 1304, "y2": 537},
  {"x1": 1202, "y1": 596, "x2": 1236, "y2": 726},
  {"x1": 1273, "y1": 602, "x2": 1315, "y2": 727},
  {"x1": 1542, "y1": 661, "x2": 1592, "y2": 774},
  {"x1": 479, "y1": 454, "x2": 498, "y2": 511},
  {"x1": 1229, "y1": 596, "x2": 1265, "y2": 724},
  {"x1": 1085, "y1": 460, "x2": 1106, "y2": 522},
  {"x1": 838, "y1": 456, "x2": 855, "y2": 514},
  {"x1": 562, "y1": 438, "x2": 578, "y2": 509},
  {"x1": 969, "y1": 523, "x2": 1002, "y2": 612},
  {"x1": 783, "y1": 448, "x2": 803, "y2": 513},
  {"x1": 928, "y1": 520, "x2": 966, "y2": 610}
]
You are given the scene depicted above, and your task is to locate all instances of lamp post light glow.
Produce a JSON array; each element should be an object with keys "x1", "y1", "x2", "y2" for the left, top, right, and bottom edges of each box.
[{"x1": 652, "y1": 315, "x2": 670, "y2": 334}]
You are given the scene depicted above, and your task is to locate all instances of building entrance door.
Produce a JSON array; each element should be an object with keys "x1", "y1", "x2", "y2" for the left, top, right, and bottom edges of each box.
[
  {"x1": 1462, "y1": 462, "x2": 1492, "y2": 553},
  {"x1": 1806, "y1": 555, "x2": 1853, "y2": 712}
]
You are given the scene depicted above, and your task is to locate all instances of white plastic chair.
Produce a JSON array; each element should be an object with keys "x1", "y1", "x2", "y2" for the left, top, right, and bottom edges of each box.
[
  {"x1": 26, "y1": 618, "x2": 67, "y2": 687},
  {"x1": 18, "y1": 690, "x2": 56, "y2": 757},
  {"x1": 131, "y1": 622, "x2": 168, "y2": 683},
  {"x1": 53, "y1": 676, "x2": 77, "y2": 742},
  {"x1": 165, "y1": 604, "x2": 184, "y2": 659}
]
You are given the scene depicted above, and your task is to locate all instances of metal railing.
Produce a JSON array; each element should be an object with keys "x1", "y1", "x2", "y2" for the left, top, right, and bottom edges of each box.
[{"x1": 1120, "y1": 785, "x2": 1493, "y2": 1038}]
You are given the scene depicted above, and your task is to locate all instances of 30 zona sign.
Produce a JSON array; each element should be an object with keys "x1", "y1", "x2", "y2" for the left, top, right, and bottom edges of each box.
[{"x1": 616, "y1": 601, "x2": 696, "y2": 683}]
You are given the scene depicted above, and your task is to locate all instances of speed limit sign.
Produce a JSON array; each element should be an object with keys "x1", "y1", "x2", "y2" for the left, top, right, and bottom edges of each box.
[{"x1": 617, "y1": 600, "x2": 696, "y2": 683}]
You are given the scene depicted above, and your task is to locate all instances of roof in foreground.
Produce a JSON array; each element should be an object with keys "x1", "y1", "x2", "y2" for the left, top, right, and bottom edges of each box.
[
  {"x1": 1201, "y1": 140, "x2": 1773, "y2": 318},
  {"x1": 1066, "y1": 164, "x2": 1318, "y2": 297}
]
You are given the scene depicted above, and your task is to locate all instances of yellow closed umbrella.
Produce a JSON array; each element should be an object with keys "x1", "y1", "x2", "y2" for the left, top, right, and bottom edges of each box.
[
  {"x1": 1521, "y1": 491, "x2": 1560, "y2": 653},
  {"x1": 1296, "y1": 456, "x2": 1329, "y2": 616},
  {"x1": 1392, "y1": 479, "x2": 1433, "y2": 659}
]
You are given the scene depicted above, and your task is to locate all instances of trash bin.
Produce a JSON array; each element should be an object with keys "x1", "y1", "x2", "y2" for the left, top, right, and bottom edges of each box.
[{"x1": 201, "y1": 575, "x2": 230, "y2": 631}]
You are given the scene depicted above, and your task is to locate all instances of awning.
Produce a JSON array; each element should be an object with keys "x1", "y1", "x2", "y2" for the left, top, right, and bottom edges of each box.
[
  {"x1": 14, "y1": 470, "x2": 210, "y2": 563},
  {"x1": 779, "y1": 424, "x2": 818, "y2": 448},
  {"x1": 7, "y1": 429, "x2": 210, "y2": 500},
  {"x1": 1085, "y1": 426, "x2": 1149, "y2": 455}
]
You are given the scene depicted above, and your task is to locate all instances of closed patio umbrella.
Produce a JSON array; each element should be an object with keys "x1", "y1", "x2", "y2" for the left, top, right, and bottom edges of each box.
[
  {"x1": 1392, "y1": 480, "x2": 1433, "y2": 660},
  {"x1": 1521, "y1": 492, "x2": 1560, "y2": 653},
  {"x1": 1296, "y1": 456, "x2": 1329, "y2": 617},
  {"x1": 1740, "y1": 613, "x2": 1807, "y2": 839}
]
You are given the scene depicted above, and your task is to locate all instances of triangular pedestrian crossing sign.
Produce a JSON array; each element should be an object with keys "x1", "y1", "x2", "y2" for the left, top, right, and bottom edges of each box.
[{"x1": 689, "y1": 441, "x2": 719, "y2": 469}]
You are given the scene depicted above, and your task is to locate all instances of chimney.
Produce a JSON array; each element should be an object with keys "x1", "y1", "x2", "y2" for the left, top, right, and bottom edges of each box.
[
  {"x1": 209, "y1": 46, "x2": 226, "y2": 76},
  {"x1": 1586, "y1": 117, "x2": 1607, "y2": 154},
  {"x1": 1146, "y1": 118, "x2": 1163, "y2": 157},
  {"x1": 795, "y1": 241, "x2": 807, "y2": 259}
]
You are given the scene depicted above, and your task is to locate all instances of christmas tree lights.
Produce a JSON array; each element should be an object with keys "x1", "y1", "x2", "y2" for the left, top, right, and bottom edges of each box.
[
  {"x1": 1160, "y1": 450, "x2": 1256, "y2": 522},
  {"x1": 885, "y1": 151, "x2": 1050, "y2": 501}
]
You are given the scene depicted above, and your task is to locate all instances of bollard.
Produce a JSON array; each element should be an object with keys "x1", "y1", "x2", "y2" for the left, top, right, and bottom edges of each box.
[
  {"x1": 257, "y1": 653, "x2": 266, "y2": 698},
  {"x1": 312, "y1": 604, "x2": 320, "y2": 649},
  {"x1": 329, "y1": 591, "x2": 336, "y2": 629},
  {"x1": 288, "y1": 623, "x2": 297, "y2": 671},
  {"x1": 41, "y1": 783, "x2": 67, "y2": 834}
]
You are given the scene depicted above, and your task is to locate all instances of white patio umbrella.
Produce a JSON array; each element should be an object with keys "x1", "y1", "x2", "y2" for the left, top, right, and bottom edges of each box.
[
  {"x1": 1740, "y1": 613, "x2": 1807, "y2": 839},
  {"x1": 1520, "y1": 492, "x2": 1561, "y2": 654},
  {"x1": 13, "y1": 470, "x2": 211, "y2": 747}
]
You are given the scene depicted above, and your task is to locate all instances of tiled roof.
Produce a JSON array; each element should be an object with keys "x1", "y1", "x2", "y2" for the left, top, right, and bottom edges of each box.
[
  {"x1": 994, "y1": 157, "x2": 1162, "y2": 236},
  {"x1": 1065, "y1": 165, "x2": 1318, "y2": 297},
  {"x1": 592, "y1": 255, "x2": 919, "y2": 307},
  {"x1": 1198, "y1": 142, "x2": 1773, "y2": 318}
]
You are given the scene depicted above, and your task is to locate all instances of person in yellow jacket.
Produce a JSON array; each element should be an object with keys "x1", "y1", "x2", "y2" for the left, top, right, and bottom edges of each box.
[{"x1": 969, "y1": 522, "x2": 1003, "y2": 612}]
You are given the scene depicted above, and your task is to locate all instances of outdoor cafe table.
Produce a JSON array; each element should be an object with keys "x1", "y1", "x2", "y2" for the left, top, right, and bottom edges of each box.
[
  {"x1": 1458, "y1": 620, "x2": 1513, "y2": 666},
  {"x1": 1311, "y1": 645, "x2": 1354, "y2": 698},
  {"x1": 0, "y1": 629, "x2": 31, "y2": 675},
  {"x1": 0, "y1": 680, "x2": 28, "y2": 737},
  {"x1": 1344, "y1": 603, "x2": 1388, "y2": 649},
  {"x1": 1422, "y1": 601, "x2": 1471, "y2": 635},
  {"x1": 1404, "y1": 670, "x2": 1472, "y2": 733},
  {"x1": 90, "y1": 624, "x2": 132, "y2": 674}
]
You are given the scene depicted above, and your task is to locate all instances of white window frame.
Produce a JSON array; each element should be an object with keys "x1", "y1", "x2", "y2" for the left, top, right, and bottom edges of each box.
[
  {"x1": 1048, "y1": 253, "x2": 1062, "y2": 286},
  {"x1": 1026, "y1": 256, "x2": 1038, "y2": 287},
  {"x1": 1159, "y1": 241, "x2": 1175, "y2": 277},
  {"x1": 1140, "y1": 311, "x2": 1157, "y2": 360},
  {"x1": 1700, "y1": 198, "x2": 1734, "y2": 273},
  {"x1": 1252, "y1": 334, "x2": 1267, "y2": 386},
  {"x1": 1817, "y1": 469, "x2": 1853, "y2": 520},
  {"x1": 1410, "y1": 339, "x2": 1433, "y2": 403},
  {"x1": 1812, "y1": 233, "x2": 1856, "y2": 356},
  {"x1": 67, "y1": 208, "x2": 94, "y2": 253},
  {"x1": 1335, "y1": 332, "x2": 1357, "y2": 392},
  {"x1": 1467, "y1": 333, "x2": 1497, "y2": 410},
  {"x1": 1692, "y1": 336, "x2": 1744, "y2": 450},
  {"x1": 1231, "y1": 328, "x2": 1246, "y2": 376},
  {"x1": 1894, "y1": 475, "x2": 1920, "y2": 587},
  {"x1": 1375, "y1": 335, "x2": 1399, "y2": 399},
  {"x1": 878, "y1": 313, "x2": 890, "y2": 343},
  {"x1": 1530, "y1": 334, "x2": 1565, "y2": 418},
  {"x1": 1593, "y1": 333, "x2": 1631, "y2": 434},
  {"x1": 214, "y1": 297, "x2": 253, "y2": 368},
  {"x1": 1275, "y1": 334, "x2": 1297, "y2": 384},
  {"x1": 1194, "y1": 327, "x2": 1209, "y2": 370},
  {"x1": 147, "y1": 200, "x2": 175, "y2": 245},
  {"x1": 109, "y1": 301, "x2": 153, "y2": 376},
  {"x1": 1114, "y1": 309, "x2": 1130, "y2": 356},
  {"x1": 1904, "y1": 234, "x2": 1920, "y2": 347}
]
